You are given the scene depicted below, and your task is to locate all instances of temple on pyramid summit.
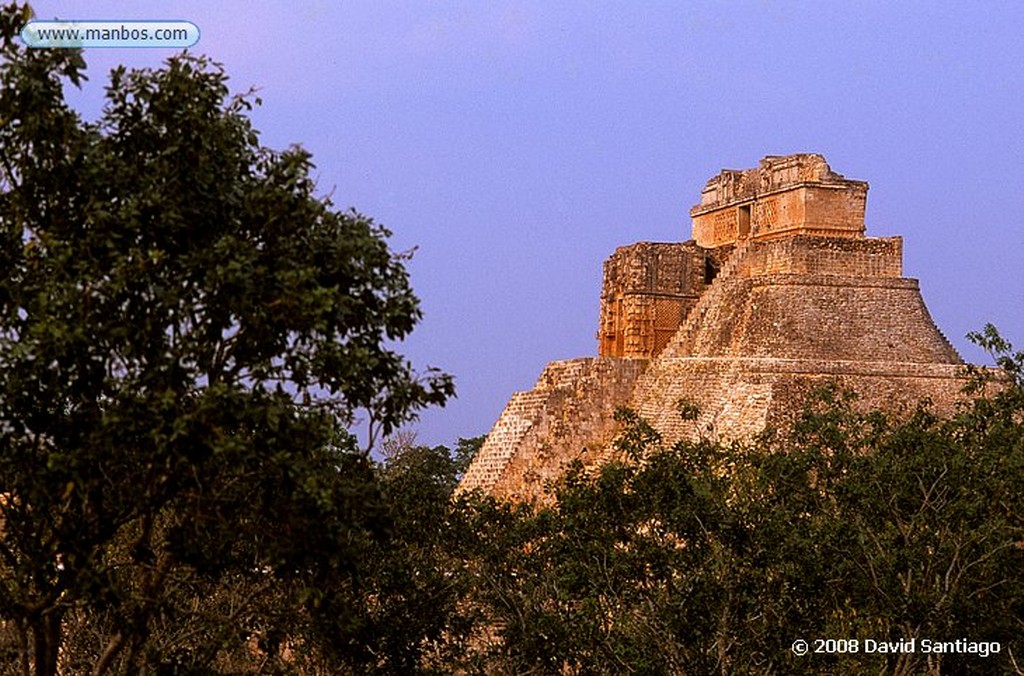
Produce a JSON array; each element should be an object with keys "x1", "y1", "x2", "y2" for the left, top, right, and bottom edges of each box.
[{"x1": 459, "y1": 154, "x2": 968, "y2": 502}]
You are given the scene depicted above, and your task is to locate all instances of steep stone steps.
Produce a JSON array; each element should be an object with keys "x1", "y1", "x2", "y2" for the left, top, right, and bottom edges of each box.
[
  {"x1": 457, "y1": 389, "x2": 549, "y2": 494},
  {"x1": 660, "y1": 238, "x2": 753, "y2": 358}
]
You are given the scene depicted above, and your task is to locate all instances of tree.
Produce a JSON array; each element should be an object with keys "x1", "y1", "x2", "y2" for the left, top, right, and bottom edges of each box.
[
  {"x1": 0, "y1": 3, "x2": 453, "y2": 673},
  {"x1": 340, "y1": 438, "x2": 486, "y2": 672}
]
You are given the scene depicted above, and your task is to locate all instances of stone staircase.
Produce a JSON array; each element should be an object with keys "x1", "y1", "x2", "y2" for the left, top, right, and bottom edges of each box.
[
  {"x1": 611, "y1": 239, "x2": 758, "y2": 453},
  {"x1": 458, "y1": 358, "x2": 647, "y2": 496},
  {"x1": 456, "y1": 389, "x2": 548, "y2": 494},
  {"x1": 660, "y1": 238, "x2": 753, "y2": 358}
]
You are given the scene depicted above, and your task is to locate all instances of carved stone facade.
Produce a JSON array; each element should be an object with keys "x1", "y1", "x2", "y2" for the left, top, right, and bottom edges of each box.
[
  {"x1": 597, "y1": 242, "x2": 706, "y2": 359},
  {"x1": 692, "y1": 153, "x2": 867, "y2": 248},
  {"x1": 459, "y1": 155, "x2": 969, "y2": 502}
]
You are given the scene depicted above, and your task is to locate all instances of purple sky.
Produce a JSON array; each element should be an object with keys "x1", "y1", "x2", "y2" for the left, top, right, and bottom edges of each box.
[{"x1": 36, "y1": 1, "x2": 1024, "y2": 448}]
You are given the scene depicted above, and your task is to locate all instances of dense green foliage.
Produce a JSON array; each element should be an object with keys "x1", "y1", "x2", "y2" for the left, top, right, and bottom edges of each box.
[
  {"x1": 0, "y1": 4, "x2": 453, "y2": 673},
  {"x1": 452, "y1": 334, "x2": 1024, "y2": 675},
  {"x1": 316, "y1": 330, "x2": 1022, "y2": 676}
]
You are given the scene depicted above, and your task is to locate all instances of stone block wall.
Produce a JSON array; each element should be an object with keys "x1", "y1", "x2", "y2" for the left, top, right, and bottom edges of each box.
[
  {"x1": 739, "y1": 236, "x2": 902, "y2": 278},
  {"x1": 663, "y1": 273, "x2": 960, "y2": 364},
  {"x1": 693, "y1": 184, "x2": 868, "y2": 247},
  {"x1": 625, "y1": 357, "x2": 971, "y2": 452},
  {"x1": 457, "y1": 357, "x2": 646, "y2": 499},
  {"x1": 797, "y1": 184, "x2": 868, "y2": 237}
]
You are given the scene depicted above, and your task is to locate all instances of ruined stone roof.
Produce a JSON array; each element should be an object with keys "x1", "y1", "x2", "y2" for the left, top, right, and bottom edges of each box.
[{"x1": 692, "y1": 153, "x2": 867, "y2": 214}]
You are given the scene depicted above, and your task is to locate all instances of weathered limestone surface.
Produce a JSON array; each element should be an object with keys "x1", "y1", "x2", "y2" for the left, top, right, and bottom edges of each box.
[
  {"x1": 661, "y1": 273, "x2": 959, "y2": 363},
  {"x1": 597, "y1": 242, "x2": 706, "y2": 359},
  {"x1": 628, "y1": 358, "x2": 966, "y2": 452},
  {"x1": 692, "y1": 154, "x2": 868, "y2": 247},
  {"x1": 458, "y1": 358, "x2": 645, "y2": 498},
  {"x1": 459, "y1": 154, "x2": 972, "y2": 502}
]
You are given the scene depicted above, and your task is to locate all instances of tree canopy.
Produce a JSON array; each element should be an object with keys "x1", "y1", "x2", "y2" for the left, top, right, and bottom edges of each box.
[
  {"x1": 0, "y1": 3, "x2": 452, "y2": 673},
  {"x1": 458, "y1": 335, "x2": 1024, "y2": 674}
]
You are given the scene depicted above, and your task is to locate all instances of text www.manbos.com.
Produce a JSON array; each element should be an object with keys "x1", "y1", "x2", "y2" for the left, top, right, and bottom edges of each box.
[{"x1": 20, "y1": 21, "x2": 199, "y2": 48}]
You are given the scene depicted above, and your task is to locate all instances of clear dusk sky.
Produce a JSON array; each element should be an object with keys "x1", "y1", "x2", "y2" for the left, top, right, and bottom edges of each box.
[{"x1": 32, "y1": 1, "x2": 1024, "y2": 448}]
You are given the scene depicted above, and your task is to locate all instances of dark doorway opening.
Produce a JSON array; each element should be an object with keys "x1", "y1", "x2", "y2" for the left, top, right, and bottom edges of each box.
[
  {"x1": 738, "y1": 204, "x2": 751, "y2": 239},
  {"x1": 704, "y1": 257, "x2": 718, "y2": 285}
]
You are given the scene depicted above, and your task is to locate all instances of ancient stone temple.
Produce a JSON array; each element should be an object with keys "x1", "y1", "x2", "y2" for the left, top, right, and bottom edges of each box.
[{"x1": 459, "y1": 154, "x2": 966, "y2": 502}]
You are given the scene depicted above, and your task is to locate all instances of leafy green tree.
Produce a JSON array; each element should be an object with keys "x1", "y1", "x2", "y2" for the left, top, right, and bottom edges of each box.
[
  {"x1": 451, "y1": 435, "x2": 485, "y2": 482},
  {"x1": 464, "y1": 419, "x2": 734, "y2": 674},
  {"x1": 336, "y1": 439, "x2": 485, "y2": 672},
  {"x1": 0, "y1": 3, "x2": 452, "y2": 673}
]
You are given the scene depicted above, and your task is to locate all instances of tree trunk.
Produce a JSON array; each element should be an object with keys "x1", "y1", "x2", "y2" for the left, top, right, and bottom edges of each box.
[
  {"x1": 16, "y1": 621, "x2": 30, "y2": 676},
  {"x1": 30, "y1": 610, "x2": 62, "y2": 676}
]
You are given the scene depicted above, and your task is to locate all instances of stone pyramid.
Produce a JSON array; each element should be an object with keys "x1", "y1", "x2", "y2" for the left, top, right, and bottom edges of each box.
[{"x1": 459, "y1": 154, "x2": 966, "y2": 502}]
